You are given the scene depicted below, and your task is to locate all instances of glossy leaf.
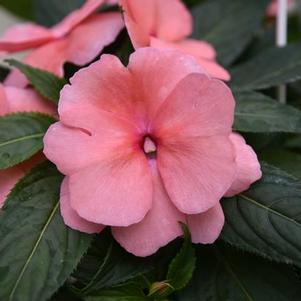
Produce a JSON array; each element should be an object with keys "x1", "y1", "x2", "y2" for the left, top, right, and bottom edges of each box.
[
  {"x1": 231, "y1": 44, "x2": 301, "y2": 91},
  {"x1": 191, "y1": 0, "x2": 269, "y2": 65},
  {"x1": 221, "y1": 163, "x2": 301, "y2": 267},
  {"x1": 234, "y1": 91, "x2": 301, "y2": 133},
  {"x1": 0, "y1": 112, "x2": 55, "y2": 169},
  {"x1": 0, "y1": 162, "x2": 92, "y2": 301},
  {"x1": 6, "y1": 59, "x2": 66, "y2": 104},
  {"x1": 177, "y1": 244, "x2": 301, "y2": 301}
]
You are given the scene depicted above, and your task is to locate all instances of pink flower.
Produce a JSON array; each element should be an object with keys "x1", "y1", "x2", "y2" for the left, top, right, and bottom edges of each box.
[
  {"x1": 120, "y1": 0, "x2": 230, "y2": 81},
  {"x1": 43, "y1": 48, "x2": 261, "y2": 256},
  {"x1": 0, "y1": 84, "x2": 55, "y2": 207},
  {"x1": 266, "y1": 0, "x2": 295, "y2": 17},
  {"x1": 0, "y1": 0, "x2": 124, "y2": 87}
]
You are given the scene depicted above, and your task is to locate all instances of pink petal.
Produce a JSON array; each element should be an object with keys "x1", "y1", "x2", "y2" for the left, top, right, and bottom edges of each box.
[
  {"x1": 0, "y1": 167, "x2": 24, "y2": 208},
  {"x1": 150, "y1": 37, "x2": 230, "y2": 81},
  {"x1": 151, "y1": 37, "x2": 216, "y2": 60},
  {"x1": 196, "y1": 58, "x2": 231, "y2": 81},
  {"x1": 68, "y1": 151, "x2": 152, "y2": 227},
  {"x1": 4, "y1": 39, "x2": 68, "y2": 88},
  {"x1": 153, "y1": 73, "x2": 235, "y2": 138},
  {"x1": 225, "y1": 133, "x2": 262, "y2": 197},
  {"x1": 128, "y1": 48, "x2": 205, "y2": 120},
  {"x1": 51, "y1": 0, "x2": 106, "y2": 37},
  {"x1": 0, "y1": 23, "x2": 54, "y2": 52},
  {"x1": 120, "y1": 0, "x2": 157, "y2": 48},
  {"x1": 155, "y1": 74, "x2": 236, "y2": 214},
  {"x1": 44, "y1": 118, "x2": 130, "y2": 175},
  {"x1": 154, "y1": 0, "x2": 192, "y2": 42},
  {"x1": 65, "y1": 13, "x2": 124, "y2": 66},
  {"x1": 58, "y1": 54, "x2": 136, "y2": 124},
  {"x1": 187, "y1": 203, "x2": 225, "y2": 244},
  {"x1": 158, "y1": 135, "x2": 236, "y2": 215},
  {"x1": 60, "y1": 177, "x2": 104, "y2": 233},
  {"x1": 4, "y1": 86, "x2": 56, "y2": 115},
  {"x1": 0, "y1": 84, "x2": 9, "y2": 115},
  {"x1": 112, "y1": 163, "x2": 185, "y2": 257}
]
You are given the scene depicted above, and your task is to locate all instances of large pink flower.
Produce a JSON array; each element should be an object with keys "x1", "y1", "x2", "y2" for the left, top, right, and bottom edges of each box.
[
  {"x1": 0, "y1": 0, "x2": 124, "y2": 87},
  {"x1": 120, "y1": 0, "x2": 230, "y2": 81},
  {"x1": 0, "y1": 84, "x2": 55, "y2": 208},
  {"x1": 44, "y1": 48, "x2": 261, "y2": 256}
]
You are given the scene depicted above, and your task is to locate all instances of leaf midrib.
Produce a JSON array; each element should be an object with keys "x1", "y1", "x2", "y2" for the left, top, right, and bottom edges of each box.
[
  {"x1": 9, "y1": 201, "x2": 59, "y2": 301},
  {"x1": 0, "y1": 133, "x2": 44, "y2": 148},
  {"x1": 239, "y1": 194, "x2": 301, "y2": 227}
]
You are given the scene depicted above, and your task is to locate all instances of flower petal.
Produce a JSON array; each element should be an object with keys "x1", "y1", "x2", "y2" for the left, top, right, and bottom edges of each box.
[
  {"x1": 4, "y1": 39, "x2": 68, "y2": 88},
  {"x1": 60, "y1": 177, "x2": 104, "y2": 233},
  {"x1": 65, "y1": 13, "x2": 124, "y2": 66},
  {"x1": 225, "y1": 133, "x2": 262, "y2": 197},
  {"x1": 4, "y1": 86, "x2": 56, "y2": 115},
  {"x1": 155, "y1": 0, "x2": 192, "y2": 42},
  {"x1": 187, "y1": 203, "x2": 225, "y2": 244},
  {"x1": 0, "y1": 167, "x2": 24, "y2": 208},
  {"x1": 128, "y1": 48, "x2": 205, "y2": 120},
  {"x1": 0, "y1": 23, "x2": 53, "y2": 52},
  {"x1": 121, "y1": 0, "x2": 157, "y2": 47},
  {"x1": 196, "y1": 58, "x2": 231, "y2": 81},
  {"x1": 150, "y1": 37, "x2": 216, "y2": 60},
  {"x1": 68, "y1": 151, "x2": 152, "y2": 227},
  {"x1": 112, "y1": 163, "x2": 185, "y2": 256},
  {"x1": 0, "y1": 84, "x2": 9, "y2": 115},
  {"x1": 158, "y1": 135, "x2": 236, "y2": 214},
  {"x1": 51, "y1": 0, "x2": 106, "y2": 37},
  {"x1": 153, "y1": 73, "x2": 234, "y2": 138}
]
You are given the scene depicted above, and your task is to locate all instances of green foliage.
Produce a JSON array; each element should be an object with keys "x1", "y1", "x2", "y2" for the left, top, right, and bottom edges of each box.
[
  {"x1": 0, "y1": 162, "x2": 92, "y2": 301},
  {"x1": 234, "y1": 91, "x2": 301, "y2": 133},
  {"x1": 177, "y1": 244, "x2": 301, "y2": 301},
  {"x1": 221, "y1": 163, "x2": 301, "y2": 267},
  {"x1": 191, "y1": 0, "x2": 269, "y2": 65},
  {"x1": 33, "y1": 0, "x2": 85, "y2": 27},
  {"x1": 231, "y1": 44, "x2": 301, "y2": 91},
  {"x1": 0, "y1": 0, "x2": 33, "y2": 20},
  {"x1": 0, "y1": 112, "x2": 55, "y2": 169},
  {"x1": 6, "y1": 59, "x2": 66, "y2": 104}
]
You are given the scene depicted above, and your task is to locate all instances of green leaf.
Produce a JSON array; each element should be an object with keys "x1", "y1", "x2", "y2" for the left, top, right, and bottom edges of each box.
[
  {"x1": 0, "y1": 112, "x2": 55, "y2": 169},
  {"x1": 177, "y1": 244, "x2": 301, "y2": 301},
  {"x1": 231, "y1": 44, "x2": 301, "y2": 92},
  {"x1": 0, "y1": 162, "x2": 92, "y2": 301},
  {"x1": 234, "y1": 91, "x2": 301, "y2": 133},
  {"x1": 0, "y1": 0, "x2": 33, "y2": 20},
  {"x1": 34, "y1": 0, "x2": 85, "y2": 27},
  {"x1": 221, "y1": 163, "x2": 301, "y2": 267},
  {"x1": 6, "y1": 59, "x2": 66, "y2": 104},
  {"x1": 166, "y1": 224, "x2": 196, "y2": 291},
  {"x1": 84, "y1": 283, "x2": 149, "y2": 301},
  {"x1": 74, "y1": 234, "x2": 154, "y2": 296},
  {"x1": 191, "y1": 0, "x2": 269, "y2": 66}
]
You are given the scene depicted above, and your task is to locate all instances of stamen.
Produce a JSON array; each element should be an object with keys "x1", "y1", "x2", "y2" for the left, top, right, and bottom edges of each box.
[{"x1": 143, "y1": 136, "x2": 157, "y2": 154}]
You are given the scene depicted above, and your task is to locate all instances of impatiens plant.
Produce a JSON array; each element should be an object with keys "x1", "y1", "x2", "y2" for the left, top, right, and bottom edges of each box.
[{"x1": 0, "y1": 0, "x2": 301, "y2": 300}]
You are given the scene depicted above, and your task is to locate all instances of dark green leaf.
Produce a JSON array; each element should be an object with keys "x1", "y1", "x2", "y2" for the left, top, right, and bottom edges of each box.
[
  {"x1": 6, "y1": 59, "x2": 66, "y2": 104},
  {"x1": 0, "y1": 112, "x2": 55, "y2": 169},
  {"x1": 177, "y1": 244, "x2": 301, "y2": 301},
  {"x1": 74, "y1": 234, "x2": 154, "y2": 295},
  {"x1": 221, "y1": 163, "x2": 301, "y2": 267},
  {"x1": 0, "y1": 0, "x2": 33, "y2": 20},
  {"x1": 84, "y1": 283, "x2": 149, "y2": 301},
  {"x1": 0, "y1": 162, "x2": 92, "y2": 301},
  {"x1": 231, "y1": 44, "x2": 301, "y2": 91},
  {"x1": 234, "y1": 91, "x2": 301, "y2": 133},
  {"x1": 192, "y1": 0, "x2": 269, "y2": 66},
  {"x1": 34, "y1": 0, "x2": 85, "y2": 27},
  {"x1": 166, "y1": 224, "x2": 196, "y2": 291}
]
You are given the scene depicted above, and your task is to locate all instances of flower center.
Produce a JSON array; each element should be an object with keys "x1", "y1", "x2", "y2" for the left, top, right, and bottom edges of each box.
[{"x1": 143, "y1": 136, "x2": 157, "y2": 158}]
